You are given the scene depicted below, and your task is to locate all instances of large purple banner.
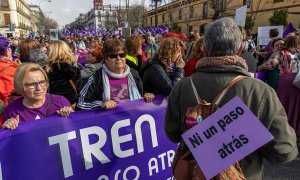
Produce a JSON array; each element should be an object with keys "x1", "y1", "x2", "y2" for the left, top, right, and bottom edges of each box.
[{"x1": 0, "y1": 96, "x2": 177, "y2": 180}]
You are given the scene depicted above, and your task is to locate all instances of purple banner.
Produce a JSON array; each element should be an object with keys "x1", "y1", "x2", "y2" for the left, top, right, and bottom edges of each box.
[
  {"x1": 0, "y1": 96, "x2": 177, "y2": 180},
  {"x1": 182, "y1": 96, "x2": 274, "y2": 179}
]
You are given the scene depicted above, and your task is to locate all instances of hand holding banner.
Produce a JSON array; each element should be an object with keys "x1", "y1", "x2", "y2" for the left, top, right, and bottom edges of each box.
[{"x1": 0, "y1": 96, "x2": 177, "y2": 180}]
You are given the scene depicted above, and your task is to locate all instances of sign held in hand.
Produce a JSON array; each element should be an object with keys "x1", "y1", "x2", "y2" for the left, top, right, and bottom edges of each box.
[{"x1": 182, "y1": 96, "x2": 274, "y2": 179}]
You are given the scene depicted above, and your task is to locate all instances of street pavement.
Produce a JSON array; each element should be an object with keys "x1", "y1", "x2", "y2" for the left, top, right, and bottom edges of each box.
[{"x1": 263, "y1": 139, "x2": 300, "y2": 179}]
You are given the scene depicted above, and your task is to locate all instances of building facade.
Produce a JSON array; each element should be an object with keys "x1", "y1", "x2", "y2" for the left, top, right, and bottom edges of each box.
[
  {"x1": 29, "y1": 4, "x2": 42, "y2": 34},
  {"x1": 69, "y1": 4, "x2": 128, "y2": 32},
  {"x1": 144, "y1": 0, "x2": 300, "y2": 34},
  {"x1": 0, "y1": 0, "x2": 32, "y2": 37}
]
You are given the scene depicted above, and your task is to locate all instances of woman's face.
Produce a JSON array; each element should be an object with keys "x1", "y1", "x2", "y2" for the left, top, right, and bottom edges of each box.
[
  {"x1": 23, "y1": 71, "x2": 48, "y2": 102},
  {"x1": 105, "y1": 49, "x2": 126, "y2": 74},
  {"x1": 274, "y1": 40, "x2": 284, "y2": 51}
]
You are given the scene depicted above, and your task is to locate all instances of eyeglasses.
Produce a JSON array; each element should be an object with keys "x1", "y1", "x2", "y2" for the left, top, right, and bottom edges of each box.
[
  {"x1": 108, "y1": 53, "x2": 126, "y2": 59},
  {"x1": 24, "y1": 80, "x2": 47, "y2": 89}
]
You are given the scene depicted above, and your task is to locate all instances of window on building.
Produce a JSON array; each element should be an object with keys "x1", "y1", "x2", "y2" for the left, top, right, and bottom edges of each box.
[
  {"x1": 273, "y1": 0, "x2": 284, "y2": 2},
  {"x1": 1, "y1": 0, "x2": 9, "y2": 8},
  {"x1": 189, "y1": 6, "x2": 194, "y2": 18},
  {"x1": 179, "y1": 9, "x2": 182, "y2": 20},
  {"x1": 189, "y1": 26, "x2": 193, "y2": 33},
  {"x1": 220, "y1": 0, "x2": 227, "y2": 12},
  {"x1": 203, "y1": 2, "x2": 208, "y2": 19},
  {"x1": 151, "y1": 17, "x2": 153, "y2": 25},
  {"x1": 243, "y1": 0, "x2": 251, "y2": 8},
  {"x1": 162, "y1": 14, "x2": 165, "y2": 23},
  {"x1": 169, "y1": 12, "x2": 172, "y2": 21},
  {"x1": 4, "y1": 13, "x2": 10, "y2": 26},
  {"x1": 178, "y1": 26, "x2": 182, "y2": 33}
]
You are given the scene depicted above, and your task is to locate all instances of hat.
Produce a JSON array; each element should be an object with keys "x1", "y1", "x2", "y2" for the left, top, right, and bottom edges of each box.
[
  {"x1": 29, "y1": 48, "x2": 48, "y2": 67},
  {"x1": 0, "y1": 36, "x2": 9, "y2": 56}
]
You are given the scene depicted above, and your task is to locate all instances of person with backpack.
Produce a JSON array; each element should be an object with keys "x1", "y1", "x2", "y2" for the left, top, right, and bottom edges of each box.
[{"x1": 165, "y1": 17, "x2": 298, "y2": 180}]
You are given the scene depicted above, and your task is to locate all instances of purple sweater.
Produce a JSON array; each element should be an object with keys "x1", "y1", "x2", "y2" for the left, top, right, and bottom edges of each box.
[{"x1": 3, "y1": 93, "x2": 71, "y2": 123}]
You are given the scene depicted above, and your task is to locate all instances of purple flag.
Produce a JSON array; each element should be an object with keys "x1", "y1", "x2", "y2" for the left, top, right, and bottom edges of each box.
[{"x1": 283, "y1": 22, "x2": 296, "y2": 38}]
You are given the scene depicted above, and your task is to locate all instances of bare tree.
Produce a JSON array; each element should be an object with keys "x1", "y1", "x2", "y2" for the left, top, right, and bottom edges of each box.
[
  {"x1": 127, "y1": 4, "x2": 146, "y2": 29},
  {"x1": 36, "y1": 13, "x2": 59, "y2": 36}
]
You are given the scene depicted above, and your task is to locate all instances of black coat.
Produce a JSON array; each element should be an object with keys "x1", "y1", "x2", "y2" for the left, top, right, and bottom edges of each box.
[
  {"x1": 140, "y1": 58, "x2": 184, "y2": 96},
  {"x1": 48, "y1": 62, "x2": 82, "y2": 104},
  {"x1": 77, "y1": 67, "x2": 143, "y2": 110}
]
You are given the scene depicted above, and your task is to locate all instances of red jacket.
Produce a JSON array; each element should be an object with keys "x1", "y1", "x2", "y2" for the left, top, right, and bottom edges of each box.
[
  {"x1": 0, "y1": 58, "x2": 19, "y2": 125},
  {"x1": 0, "y1": 58, "x2": 19, "y2": 105},
  {"x1": 184, "y1": 57, "x2": 198, "y2": 77}
]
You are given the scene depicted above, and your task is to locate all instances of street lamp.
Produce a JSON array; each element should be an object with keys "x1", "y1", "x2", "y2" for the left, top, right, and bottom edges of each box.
[{"x1": 39, "y1": 0, "x2": 51, "y2": 8}]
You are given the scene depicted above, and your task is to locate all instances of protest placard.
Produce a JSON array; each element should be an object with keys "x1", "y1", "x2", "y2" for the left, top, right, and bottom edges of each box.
[
  {"x1": 0, "y1": 96, "x2": 177, "y2": 180},
  {"x1": 182, "y1": 96, "x2": 274, "y2": 179},
  {"x1": 49, "y1": 29, "x2": 59, "y2": 40},
  {"x1": 257, "y1": 26, "x2": 283, "y2": 46},
  {"x1": 235, "y1": 5, "x2": 247, "y2": 27}
]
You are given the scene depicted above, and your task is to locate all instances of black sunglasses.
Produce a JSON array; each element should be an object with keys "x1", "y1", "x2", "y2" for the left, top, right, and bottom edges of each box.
[{"x1": 108, "y1": 53, "x2": 126, "y2": 58}]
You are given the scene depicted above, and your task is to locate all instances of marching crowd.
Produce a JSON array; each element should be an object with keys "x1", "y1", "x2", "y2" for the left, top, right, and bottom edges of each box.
[{"x1": 0, "y1": 17, "x2": 299, "y2": 179}]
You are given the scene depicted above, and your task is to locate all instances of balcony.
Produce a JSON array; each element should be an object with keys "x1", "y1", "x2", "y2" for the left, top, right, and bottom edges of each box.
[{"x1": 17, "y1": 7, "x2": 31, "y2": 20}]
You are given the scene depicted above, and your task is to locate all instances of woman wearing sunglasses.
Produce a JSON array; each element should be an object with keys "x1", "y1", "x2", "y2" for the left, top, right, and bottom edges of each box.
[
  {"x1": 77, "y1": 38, "x2": 153, "y2": 110},
  {"x1": 2, "y1": 63, "x2": 73, "y2": 130}
]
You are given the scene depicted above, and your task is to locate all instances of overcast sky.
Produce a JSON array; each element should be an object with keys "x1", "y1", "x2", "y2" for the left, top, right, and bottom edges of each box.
[{"x1": 27, "y1": 0, "x2": 150, "y2": 28}]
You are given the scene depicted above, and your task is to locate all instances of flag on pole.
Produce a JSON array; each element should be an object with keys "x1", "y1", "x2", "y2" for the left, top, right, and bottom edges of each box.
[{"x1": 283, "y1": 22, "x2": 296, "y2": 38}]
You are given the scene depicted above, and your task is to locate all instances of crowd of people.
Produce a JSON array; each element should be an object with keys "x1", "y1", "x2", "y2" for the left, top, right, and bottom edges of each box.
[{"x1": 0, "y1": 17, "x2": 299, "y2": 179}]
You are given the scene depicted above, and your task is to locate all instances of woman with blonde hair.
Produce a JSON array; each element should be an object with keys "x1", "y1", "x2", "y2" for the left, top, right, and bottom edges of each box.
[
  {"x1": 140, "y1": 37, "x2": 185, "y2": 96},
  {"x1": 46, "y1": 40, "x2": 82, "y2": 107},
  {"x1": 2, "y1": 63, "x2": 73, "y2": 130}
]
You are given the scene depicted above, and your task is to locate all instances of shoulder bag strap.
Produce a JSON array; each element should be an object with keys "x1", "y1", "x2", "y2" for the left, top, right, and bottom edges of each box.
[
  {"x1": 69, "y1": 79, "x2": 78, "y2": 96},
  {"x1": 45, "y1": 94, "x2": 52, "y2": 117},
  {"x1": 212, "y1": 76, "x2": 246, "y2": 107},
  {"x1": 190, "y1": 77, "x2": 201, "y2": 104},
  {"x1": 0, "y1": 65, "x2": 12, "y2": 74}
]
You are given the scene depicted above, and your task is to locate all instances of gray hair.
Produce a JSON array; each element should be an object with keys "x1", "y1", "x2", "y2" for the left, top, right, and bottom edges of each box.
[
  {"x1": 204, "y1": 17, "x2": 242, "y2": 57},
  {"x1": 30, "y1": 48, "x2": 48, "y2": 67}
]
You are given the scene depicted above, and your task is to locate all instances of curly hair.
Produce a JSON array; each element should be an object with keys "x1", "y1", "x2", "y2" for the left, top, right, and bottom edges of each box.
[
  {"x1": 125, "y1": 35, "x2": 142, "y2": 57},
  {"x1": 152, "y1": 37, "x2": 185, "y2": 72},
  {"x1": 46, "y1": 40, "x2": 77, "y2": 72},
  {"x1": 284, "y1": 35, "x2": 298, "y2": 50}
]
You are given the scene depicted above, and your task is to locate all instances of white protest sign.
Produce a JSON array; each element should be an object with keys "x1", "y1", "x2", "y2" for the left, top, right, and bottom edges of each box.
[
  {"x1": 257, "y1": 26, "x2": 283, "y2": 46},
  {"x1": 49, "y1": 29, "x2": 60, "y2": 40},
  {"x1": 182, "y1": 96, "x2": 274, "y2": 179},
  {"x1": 235, "y1": 5, "x2": 247, "y2": 27}
]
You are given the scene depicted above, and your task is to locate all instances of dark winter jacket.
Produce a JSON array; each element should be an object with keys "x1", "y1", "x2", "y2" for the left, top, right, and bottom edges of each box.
[
  {"x1": 48, "y1": 62, "x2": 82, "y2": 104},
  {"x1": 140, "y1": 58, "x2": 184, "y2": 96},
  {"x1": 126, "y1": 54, "x2": 143, "y2": 71},
  {"x1": 77, "y1": 67, "x2": 143, "y2": 110}
]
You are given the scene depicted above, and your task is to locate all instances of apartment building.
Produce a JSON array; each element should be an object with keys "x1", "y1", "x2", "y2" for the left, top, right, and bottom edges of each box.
[
  {"x1": 0, "y1": 0, "x2": 33, "y2": 37},
  {"x1": 144, "y1": 0, "x2": 300, "y2": 34}
]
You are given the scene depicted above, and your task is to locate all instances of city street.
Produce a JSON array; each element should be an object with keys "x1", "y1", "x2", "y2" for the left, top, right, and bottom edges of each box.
[{"x1": 264, "y1": 139, "x2": 300, "y2": 179}]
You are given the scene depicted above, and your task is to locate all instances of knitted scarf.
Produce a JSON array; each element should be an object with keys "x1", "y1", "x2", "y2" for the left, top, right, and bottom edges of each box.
[
  {"x1": 102, "y1": 64, "x2": 141, "y2": 101},
  {"x1": 196, "y1": 55, "x2": 248, "y2": 72}
]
